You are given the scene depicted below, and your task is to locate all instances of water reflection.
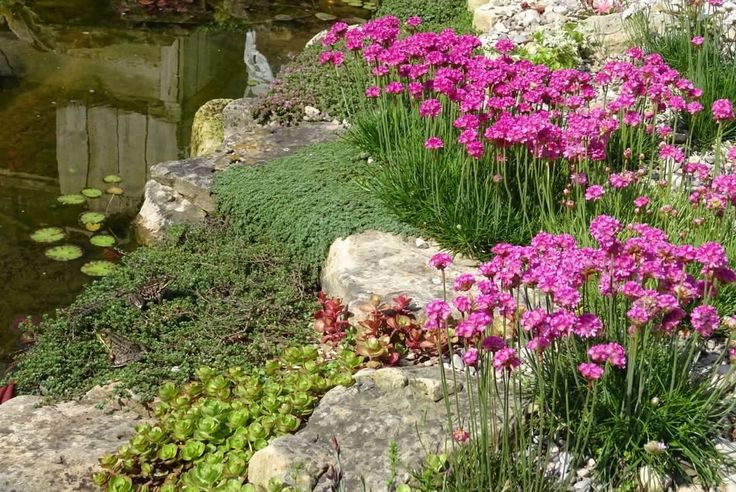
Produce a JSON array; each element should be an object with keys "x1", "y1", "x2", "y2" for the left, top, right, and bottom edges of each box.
[{"x1": 0, "y1": 0, "x2": 370, "y2": 363}]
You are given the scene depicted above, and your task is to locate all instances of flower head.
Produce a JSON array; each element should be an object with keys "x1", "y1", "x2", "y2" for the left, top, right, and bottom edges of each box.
[
  {"x1": 493, "y1": 347, "x2": 520, "y2": 371},
  {"x1": 429, "y1": 252, "x2": 452, "y2": 270},
  {"x1": 691, "y1": 304, "x2": 720, "y2": 337},
  {"x1": 713, "y1": 99, "x2": 734, "y2": 122},
  {"x1": 692, "y1": 36, "x2": 705, "y2": 47},
  {"x1": 425, "y1": 137, "x2": 444, "y2": 150},
  {"x1": 578, "y1": 362, "x2": 604, "y2": 381}
]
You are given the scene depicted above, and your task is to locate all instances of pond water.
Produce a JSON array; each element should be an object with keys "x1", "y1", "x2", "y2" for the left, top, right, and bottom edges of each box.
[{"x1": 0, "y1": 0, "x2": 372, "y2": 364}]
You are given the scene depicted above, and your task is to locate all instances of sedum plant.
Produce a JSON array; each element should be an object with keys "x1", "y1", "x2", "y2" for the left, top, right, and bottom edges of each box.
[{"x1": 93, "y1": 347, "x2": 362, "y2": 491}]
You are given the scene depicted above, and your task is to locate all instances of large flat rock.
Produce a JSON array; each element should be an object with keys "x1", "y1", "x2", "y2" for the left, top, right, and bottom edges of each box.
[
  {"x1": 134, "y1": 180, "x2": 206, "y2": 245},
  {"x1": 0, "y1": 395, "x2": 144, "y2": 491},
  {"x1": 248, "y1": 366, "x2": 482, "y2": 491},
  {"x1": 321, "y1": 230, "x2": 476, "y2": 315}
]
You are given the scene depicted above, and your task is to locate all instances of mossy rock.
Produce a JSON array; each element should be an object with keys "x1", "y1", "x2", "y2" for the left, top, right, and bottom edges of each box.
[{"x1": 190, "y1": 99, "x2": 232, "y2": 158}]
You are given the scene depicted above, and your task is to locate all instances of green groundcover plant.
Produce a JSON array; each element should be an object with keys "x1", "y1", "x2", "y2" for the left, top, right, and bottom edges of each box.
[
  {"x1": 213, "y1": 140, "x2": 417, "y2": 282},
  {"x1": 7, "y1": 221, "x2": 315, "y2": 401},
  {"x1": 94, "y1": 347, "x2": 363, "y2": 492}
]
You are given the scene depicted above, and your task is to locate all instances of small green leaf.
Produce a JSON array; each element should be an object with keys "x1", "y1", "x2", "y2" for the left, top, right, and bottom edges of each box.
[
  {"x1": 57, "y1": 194, "x2": 86, "y2": 205},
  {"x1": 106, "y1": 186, "x2": 124, "y2": 196},
  {"x1": 45, "y1": 244, "x2": 83, "y2": 262},
  {"x1": 31, "y1": 227, "x2": 66, "y2": 244},
  {"x1": 103, "y1": 174, "x2": 122, "y2": 183},
  {"x1": 81, "y1": 187, "x2": 103, "y2": 198},
  {"x1": 90, "y1": 235, "x2": 116, "y2": 248},
  {"x1": 80, "y1": 211, "x2": 106, "y2": 225}
]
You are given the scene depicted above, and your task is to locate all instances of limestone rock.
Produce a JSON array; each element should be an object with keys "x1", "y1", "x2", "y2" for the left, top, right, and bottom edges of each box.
[
  {"x1": 190, "y1": 98, "x2": 232, "y2": 157},
  {"x1": 580, "y1": 13, "x2": 628, "y2": 56},
  {"x1": 222, "y1": 98, "x2": 257, "y2": 140},
  {"x1": 134, "y1": 180, "x2": 206, "y2": 245},
  {"x1": 0, "y1": 395, "x2": 144, "y2": 491},
  {"x1": 248, "y1": 365, "x2": 486, "y2": 491},
  {"x1": 321, "y1": 230, "x2": 476, "y2": 316},
  {"x1": 468, "y1": 0, "x2": 488, "y2": 12},
  {"x1": 150, "y1": 155, "x2": 218, "y2": 213}
]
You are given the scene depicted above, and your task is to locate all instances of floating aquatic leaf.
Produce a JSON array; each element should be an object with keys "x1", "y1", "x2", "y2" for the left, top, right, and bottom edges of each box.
[
  {"x1": 81, "y1": 260, "x2": 117, "y2": 277},
  {"x1": 81, "y1": 187, "x2": 103, "y2": 198},
  {"x1": 315, "y1": 12, "x2": 337, "y2": 21},
  {"x1": 103, "y1": 175, "x2": 122, "y2": 184},
  {"x1": 79, "y1": 211, "x2": 106, "y2": 224},
  {"x1": 90, "y1": 235, "x2": 116, "y2": 248},
  {"x1": 274, "y1": 14, "x2": 293, "y2": 21},
  {"x1": 57, "y1": 194, "x2": 86, "y2": 205},
  {"x1": 85, "y1": 223, "x2": 102, "y2": 232},
  {"x1": 106, "y1": 186, "x2": 124, "y2": 195},
  {"x1": 45, "y1": 244, "x2": 83, "y2": 262},
  {"x1": 31, "y1": 227, "x2": 66, "y2": 244}
]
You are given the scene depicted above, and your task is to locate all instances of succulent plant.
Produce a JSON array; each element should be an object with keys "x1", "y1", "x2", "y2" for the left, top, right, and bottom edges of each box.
[
  {"x1": 313, "y1": 292, "x2": 352, "y2": 346},
  {"x1": 95, "y1": 347, "x2": 359, "y2": 491}
]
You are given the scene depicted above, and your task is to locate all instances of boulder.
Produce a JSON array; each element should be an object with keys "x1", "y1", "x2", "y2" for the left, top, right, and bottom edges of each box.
[
  {"x1": 0, "y1": 394, "x2": 145, "y2": 491},
  {"x1": 248, "y1": 365, "x2": 488, "y2": 491},
  {"x1": 134, "y1": 180, "x2": 206, "y2": 245},
  {"x1": 580, "y1": 13, "x2": 629, "y2": 56},
  {"x1": 190, "y1": 98, "x2": 233, "y2": 157},
  {"x1": 321, "y1": 230, "x2": 476, "y2": 316}
]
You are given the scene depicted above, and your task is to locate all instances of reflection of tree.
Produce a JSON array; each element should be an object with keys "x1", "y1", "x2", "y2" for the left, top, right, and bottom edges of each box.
[{"x1": 0, "y1": 0, "x2": 54, "y2": 51}]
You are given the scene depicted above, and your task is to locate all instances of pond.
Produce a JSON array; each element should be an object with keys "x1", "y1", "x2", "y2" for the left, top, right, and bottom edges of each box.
[{"x1": 0, "y1": 0, "x2": 373, "y2": 364}]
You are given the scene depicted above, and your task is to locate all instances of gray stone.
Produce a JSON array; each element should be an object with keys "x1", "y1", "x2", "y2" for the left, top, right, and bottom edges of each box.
[
  {"x1": 320, "y1": 230, "x2": 476, "y2": 317},
  {"x1": 151, "y1": 155, "x2": 218, "y2": 213},
  {"x1": 190, "y1": 98, "x2": 232, "y2": 157},
  {"x1": 222, "y1": 98, "x2": 257, "y2": 140},
  {"x1": 248, "y1": 365, "x2": 489, "y2": 491},
  {"x1": 0, "y1": 395, "x2": 145, "y2": 491},
  {"x1": 134, "y1": 180, "x2": 206, "y2": 245},
  {"x1": 371, "y1": 367, "x2": 408, "y2": 390}
]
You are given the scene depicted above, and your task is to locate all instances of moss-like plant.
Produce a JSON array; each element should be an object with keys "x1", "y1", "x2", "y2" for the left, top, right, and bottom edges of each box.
[{"x1": 93, "y1": 348, "x2": 362, "y2": 491}]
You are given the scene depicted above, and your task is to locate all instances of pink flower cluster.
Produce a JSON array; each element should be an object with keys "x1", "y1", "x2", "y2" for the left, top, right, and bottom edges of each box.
[
  {"x1": 424, "y1": 215, "x2": 735, "y2": 382},
  {"x1": 321, "y1": 17, "x2": 708, "y2": 165}
]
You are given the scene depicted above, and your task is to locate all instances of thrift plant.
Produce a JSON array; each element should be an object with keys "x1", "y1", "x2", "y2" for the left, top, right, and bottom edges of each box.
[{"x1": 423, "y1": 218, "x2": 736, "y2": 489}]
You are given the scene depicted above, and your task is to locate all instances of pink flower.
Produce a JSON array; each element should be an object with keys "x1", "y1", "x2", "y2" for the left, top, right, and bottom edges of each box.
[
  {"x1": 588, "y1": 342, "x2": 626, "y2": 368},
  {"x1": 482, "y1": 336, "x2": 505, "y2": 352},
  {"x1": 493, "y1": 347, "x2": 521, "y2": 371},
  {"x1": 453, "y1": 273, "x2": 475, "y2": 291},
  {"x1": 462, "y1": 348, "x2": 479, "y2": 366},
  {"x1": 419, "y1": 98, "x2": 442, "y2": 118},
  {"x1": 712, "y1": 99, "x2": 734, "y2": 122},
  {"x1": 574, "y1": 313, "x2": 603, "y2": 338},
  {"x1": 385, "y1": 81, "x2": 404, "y2": 94},
  {"x1": 578, "y1": 362, "x2": 604, "y2": 381},
  {"x1": 494, "y1": 38, "x2": 515, "y2": 54},
  {"x1": 634, "y1": 196, "x2": 650, "y2": 208},
  {"x1": 365, "y1": 85, "x2": 380, "y2": 98},
  {"x1": 585, "y1": 185, "x2": 605, "y2": 201},
  {"x1": 730, "y1": 347, "x2": 736, "y2": 364},
  {"x1": 452, "y1": 427, "x2": 470, "y2": 443},
  {"x1": 692, "y1": 36, "x2": 705, "y2": 47},
  {"x1": 453, "y1": 295, "x2": 471, "y2": 313},
  {"x1": 429, "y1": 252, "x2": 452, "y2": 270},
  {"x1": 691, "y1": 304, "x2": 720, "y2": 338},
  {"x1": 424, "y1": 300, "x2": 451, "y2": 330},
  {"x1": 406, "y1": 16, "x2": 422, "y2": 28},
  {"x1": 425, "y1": 137, "x2": 444, "y2": 150}
]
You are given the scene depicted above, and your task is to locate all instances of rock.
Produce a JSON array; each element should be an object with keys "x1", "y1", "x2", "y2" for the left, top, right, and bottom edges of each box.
[
  {"x1": 247, "y1": 365, "x2": 490, "y2": 491},
  {"x1": 410, "y1": 376, "x2": 462, "y2": 402},
  {"x1": 639, "y1": 465, "x2": 666, "y2": 492},
  {"x1": 371, "y1": 367, "x2": 408, "y2": 390},
  {"x1": 514, "y1": 9, "x2": 541, "y2": 28},
  {"x1": 222, "y1": 98, "x2": 257, "y2": 140},
  {"x1": 468, "y1": 0, "x2": 488, "y2": 12},
  {"x1": 573, "y1": 477, "x2": 593, "y2": 492},
  {"x1": 493, "y1": 21, "x2": 510, "y2": 33},
  {"x1": 150, "y1": 155, "x2": 218, "y2": 213},
  {"x1": 0, "y1": 395, "x2": 145, "y2": 491},
  {"x1": 134, "y1": 180, "x2": 206, "y2": 245},
  {"x1": 190, "y1": 99, "x2": 232, "y2": 157},
  {"x1": 320, "y1": 230, "x2": 476, "y2": 317},
  {"x1": 303, "y1": 105, "x2": 322, "y2": 122}
]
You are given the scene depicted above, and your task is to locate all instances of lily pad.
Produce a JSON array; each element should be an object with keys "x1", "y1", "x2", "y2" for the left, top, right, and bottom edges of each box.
[
  {"x1": 315, "y1": 12, "x2": 337, "y2": 21},
  {"x1": 81, "y1": 187, "x2": 103, "y2": 198},
  {"x1": 57, "y1": 194, "x2": 86, "y2": 205},
  {"x1": 90, "y1": 235, "x2": 116, "y2": 248},
  {"x1": 80, "y1": 211, "x2": 106, "y2": 225},
  {"x1": 81, "y1": 260, "x2": 117, "y2": 277},
  {"x1": 31, "y1": 227, "x2": 66, "y2": 244},
  {"x1": 103, "y1": 175, "x2": 122, "y2": 184},
  {"x1": 85, "y1": 223, "x2": 102, "y2": 232},
  {"x1": 106, "y1": 186, "x2": 124, "y2": 195},
  {"x1": 45, "y1": 244, "x2": 83, "y2": 262}
]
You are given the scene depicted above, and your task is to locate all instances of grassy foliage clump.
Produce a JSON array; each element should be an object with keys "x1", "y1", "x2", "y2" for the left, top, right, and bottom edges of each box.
[
  {"x1": 375, "y1": 0, "x2": 474, "y2": 34},
  {"x1": 9, "y1": 222, "x2": 315, "y2": 401},
  {"x1": 213, "y1": 140, "x2": 417, "y2": 281}
]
